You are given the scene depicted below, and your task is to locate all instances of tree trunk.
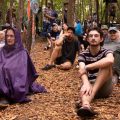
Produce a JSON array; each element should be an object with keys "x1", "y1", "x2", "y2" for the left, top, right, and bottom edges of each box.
[
  {"x1": 40, "y1": 0, "x2": 44, "y2": 31},
  {"x1": 26, "y1": 11, "x2": 32, "y2": 54},
  {"x1": 18, "y1": 0, "x2": 24, "y2": 30},
  {"x1": 82, "y1": 0, "x2": 84, "y2": 22},
  {"x1": 67, "y1": 0, "x2": 75, "y2": 26},
  {"x1": 105, "y1": 2, "x2": 109, "y2": 24},
  {"x1": 45, "y1": 0, "x2": 48, "y2": 7},
  {"x1": 89, "y1": 0, "x2": 92, "y2": 17},
  {"x1": 96, "y1": 0, "x2": 99, "y2": 24},
  {"x1": 10, "y1": 0, "x2": 14, "y2": 26}
]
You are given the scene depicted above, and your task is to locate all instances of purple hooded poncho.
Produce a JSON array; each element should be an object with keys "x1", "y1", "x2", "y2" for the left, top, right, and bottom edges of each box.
[{"x1": 0, "y1": 27, "x2": 46, "y2": 103}]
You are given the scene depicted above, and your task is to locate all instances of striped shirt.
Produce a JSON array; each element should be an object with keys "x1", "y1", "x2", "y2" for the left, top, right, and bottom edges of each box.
[{"x1": 78, "y1": 47, "x2": 113, "y2": 80}]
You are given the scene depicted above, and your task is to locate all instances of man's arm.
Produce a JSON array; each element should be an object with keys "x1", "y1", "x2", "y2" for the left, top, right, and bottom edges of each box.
[
  {"x1": 86, "y1": 53, "x2": 114, "y2": 71},
  {"x1": 55, "y1": 35, "x2": 64, "y2": 46},
  {"x1": 44, "y1": 13, "x2": 55, "y2": 20},
  {"x1": 55, "y1": 33, "x2": 69, "y2": 46},
  {"x1": 79, "y1": 62, "x2": 92, "y2": 96},
  {"x1": 79, "y1": 62, "x2": 89, "y2": 84}
]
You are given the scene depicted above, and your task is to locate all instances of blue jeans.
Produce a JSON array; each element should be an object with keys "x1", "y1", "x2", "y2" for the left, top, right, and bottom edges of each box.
[{"x1": 40, "y1": 21, "x2": 51, "y2": 37}]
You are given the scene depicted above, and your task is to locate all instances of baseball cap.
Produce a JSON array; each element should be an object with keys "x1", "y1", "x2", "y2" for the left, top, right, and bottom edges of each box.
[
  {"x1": 52, "y1": 23, "x2": 58, "y2": 27},
  {"x1": 101, "y1": 25, "x2": 108, "y2": 30},
  {"x1": 108, "y1": 27, "x2": 118, "y2": 32}
]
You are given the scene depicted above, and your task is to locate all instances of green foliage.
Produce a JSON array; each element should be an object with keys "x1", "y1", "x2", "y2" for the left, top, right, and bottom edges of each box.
[{"x1": 1, "y1": 0, "x2": 120, "y2": 26}]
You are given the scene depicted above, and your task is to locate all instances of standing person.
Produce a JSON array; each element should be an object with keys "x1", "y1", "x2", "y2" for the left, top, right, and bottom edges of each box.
[
  {"x1": 6, "y1": 7, "x2": 16, "y2": 27},
  {"x1": 77, "y1": 27, "x2": 114, "y2": 117},
  {"x1": 41, "y1": 2, "x2": 58, "y2": 37},
  {"x1": 42, "y1": 27, "x2": 80, "y2": 70},
  {"x1": 35, "y1": 7, "x2": 41, "y2": 34},
  {"x1": 0, "y1": 27, "x2": 46, "y2": 106},
  {"x1": 109, "y1": 5, "x2": 116, "y2": 24}
]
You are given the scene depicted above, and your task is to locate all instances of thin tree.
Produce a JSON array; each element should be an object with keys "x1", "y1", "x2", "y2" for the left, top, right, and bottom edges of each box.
[
  {"x1": 10, "y1": 0, "x2": 14, "y2": 26},
  {"x1": 18, "y1": 0, "x2": 24, "y2": 30},
  {"x1": 95, "y1": 0, "x2": 99, "y2": 24},
  {"x1": 67, "y1": 0, "x2": 75, "y2": 26}
]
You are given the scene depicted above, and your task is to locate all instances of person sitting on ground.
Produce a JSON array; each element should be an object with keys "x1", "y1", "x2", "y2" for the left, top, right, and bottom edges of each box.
[
  {"x1": 104, "y1": 27, "x2": 120, "y2": 84},
  {"x1": 42, "y1": 26, "x2": 80, "y2": 70},
  {"x1": 76, "y1": 27, "x2": 114, "y2": 117},
  {"x1": 0, "y1": 27, "x2": 46, "y2": 107},
  {"x1": 44, "y1": 23, "x2": 60, "y2": 51}
]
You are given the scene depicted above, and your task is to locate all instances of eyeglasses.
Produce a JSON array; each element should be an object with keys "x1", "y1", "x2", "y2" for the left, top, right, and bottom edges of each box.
[{"x1": 88, "y1": 34, "x2": 100, "y2": 38}]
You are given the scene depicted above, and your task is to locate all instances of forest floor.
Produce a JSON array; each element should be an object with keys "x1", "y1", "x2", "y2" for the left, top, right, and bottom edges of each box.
[{"x1": 0, "y1": 38, "x2": 120, "y2": 120}]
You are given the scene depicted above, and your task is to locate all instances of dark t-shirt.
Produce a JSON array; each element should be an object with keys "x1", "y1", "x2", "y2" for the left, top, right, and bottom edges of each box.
[
  {"x1": 50, "y1": 31, "x2": 60, "y2": 39},
  {"x1": 78, "y1": 47, "x2": 113, "y2": 80},
  {"x1": 60, "y1": 38, "x2": 80, "y2": 64}
]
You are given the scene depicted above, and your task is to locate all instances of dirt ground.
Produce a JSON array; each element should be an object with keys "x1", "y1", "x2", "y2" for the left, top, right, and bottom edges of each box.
[{"x1": 0, "y1": 39, "x2": 120, "y2": 120}]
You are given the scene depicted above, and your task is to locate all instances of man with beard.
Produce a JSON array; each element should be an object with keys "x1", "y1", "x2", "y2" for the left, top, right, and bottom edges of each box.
[
  {"x1": 42, "y1": 27, "x2": 80, "y2": 70},
  {"x1": 77, "y1": 27, "x2": 114, "y2": 117}
]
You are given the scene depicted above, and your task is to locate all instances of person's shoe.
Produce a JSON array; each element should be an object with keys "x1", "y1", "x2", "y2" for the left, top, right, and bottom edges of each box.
[
  {"x1": 42, "y1": 64, "x2": 56, "y2": 70},
  {"x1": 77, "y1": 106, "x2": 97, "y2": 117}
]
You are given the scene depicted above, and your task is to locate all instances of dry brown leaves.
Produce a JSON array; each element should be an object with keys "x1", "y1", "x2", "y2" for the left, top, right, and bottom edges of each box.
[{"x1": 0, "y1": 38, "x2": 120, "y2": 120}]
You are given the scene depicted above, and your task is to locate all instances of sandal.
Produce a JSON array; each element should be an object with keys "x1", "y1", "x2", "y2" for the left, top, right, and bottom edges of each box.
[{"x1": 77, "y1": 106, "x2": 97, "y2": 117}]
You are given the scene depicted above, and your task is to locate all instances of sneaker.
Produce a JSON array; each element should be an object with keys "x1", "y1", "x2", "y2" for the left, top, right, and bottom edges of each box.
[
  {"x1": 42, "y1": 64, "x2": 55, "y2": 70},
  {"x1": 77, "y1": 106, "x2": 97, "y2": 117}
]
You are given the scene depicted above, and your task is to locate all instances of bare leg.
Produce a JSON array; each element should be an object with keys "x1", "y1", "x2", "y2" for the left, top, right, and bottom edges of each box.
[
  {"x1": 47, "y1": 38, "x2": 52, "y2": 48},
  {"x1": 49, "y1": 41, "x2": 55, "y2": 57},
  {"x1": 48, "y1": 45, "x2": 62, "y2": 65},
  {"x1": 56, "y1": 61, "x2": 72, "y2": 70},
  {"x1": 81, "y1": 66, "x2": 112, "y2": 107}
]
